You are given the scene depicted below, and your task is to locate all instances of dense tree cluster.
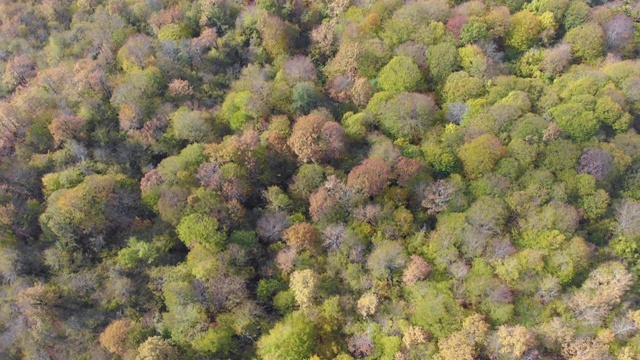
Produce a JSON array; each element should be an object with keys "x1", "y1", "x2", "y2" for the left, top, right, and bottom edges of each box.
[{"x1": 4, "y1": 0, "x2": 640, "y2": 359}]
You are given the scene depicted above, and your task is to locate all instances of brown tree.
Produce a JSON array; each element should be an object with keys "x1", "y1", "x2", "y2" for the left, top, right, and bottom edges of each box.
[
  {"x1": 283, "y1": 222, "x2": 319, "y2": 251},
  {"x1": 99, "y1": 319, "x2": 133, "y2": 356},
  {"x1": 402, "y1": 255, "x2": 432, "y2": 285},
  {"x1": 48, "y1": 111, "x2": 86, "y2": 147},
  {"x1": 577, "y1": 148, "x2": 613, "y2": 181},
  {"x1": 347, "y1": 157, "x2": 392, "y2": 197},
  {"x1": 168, "y1": 79, "x2": 194, "y2": 98},
  {"x1": 288, "y1": 109, "x2": 346, "y2": 163}
]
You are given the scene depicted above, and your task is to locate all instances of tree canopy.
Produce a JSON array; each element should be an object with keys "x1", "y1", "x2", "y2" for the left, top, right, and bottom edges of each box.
[{"x1": 3, "y1": 0, "x2": 640, "y2": 359}]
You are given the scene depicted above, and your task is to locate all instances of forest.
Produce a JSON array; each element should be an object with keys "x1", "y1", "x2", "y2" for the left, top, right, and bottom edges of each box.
[{"x1": 3, "y1": 0, "x2": 640, "y2": 358}]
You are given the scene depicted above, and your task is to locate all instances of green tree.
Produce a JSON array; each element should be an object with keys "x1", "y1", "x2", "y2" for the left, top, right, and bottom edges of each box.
[
  {"x1": 377, "y1": 56, "x2": 423, "y2": 93},
  {"x1": 256, "y1": 311, "x2": 317, "y2": 360},
  {"x1": 565, "y1": 23, "x2": 605, "y2": 64},
  {"x1": 367, "y1": 240, "x2": 408, "y2": 279},
  {"x1": 428, "y1": 43, "x2": 460, "y2": 84},
  {"x1": 176, "y1": 213, "x2": 226, "y2": 252},
  {"x1": 564, "y1": 0, "x2": 589, "y2": 30},
  {"x1": 443, "y1": 71, "x2": 485, "y2": 103},
  {"x1": 291, "y1": 82, "x2": 320, "y2": 114},
  {"x1": 460, "y1": 18, "x2": 489, "y2": 45},
  {"x1": 220, "y1": 91, "x2": 253, "y2": 131},
  {"x1": 549, "y1": 103, "x2": 599, "y2": 141},
  {"x1": 407, "y1": 281, "x2": 465, "y2": 338}
]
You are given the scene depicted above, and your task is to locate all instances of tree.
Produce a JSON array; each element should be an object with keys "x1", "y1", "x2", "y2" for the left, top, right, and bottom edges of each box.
[
  {"x1": 407, "y1": 281, "x2": 465, "y2": 338},
  {"x1": 442, "y1": 71, "x2": 485, "y2": 104},
  {"x1": 428, "y1": 43, "x2": 460, "y2": 84},
  {"x1": 447, "y1": 16, "x2": 468, "y2": 40},
  {"x1": 374, "y1": 92, "x2": 438, "y2": 141},
  {"x1": 289, "y1": 164, "x2": 325, "y2": 201},
  {"x1": 422, "y1": 179, "x2": 458, "y2": 215},
  {"x1": 321, "y1": 223, "x2": 346, "y2": 251},
  {"x1": 291, "y1": 81, "x2": 320, "y2": 114},
  {"x1": 435, "y1": 314, "x2": 489, "y2": 360},
  {"x1": 48, "y1": 111, "x2": 86, "y2": 147},
  {"x1": 257, "y1": 211, "x2": 289, "y2": 243},
  {"x1": 402, "y1": 255, "x2": 432, "y2": 285},
  {"x1": 565, "y1": 23, "x2": 604, "y2": 64},
  {"x1": 289, "y1": 269, "x2": 319, "y2": 309},
  {"x1": 287, "y1": 110, "x2": 346, "y2": 163},
  {"x1": 283, "y1": 222, "x2": 319, "y2": 251},
  {"x1": 506, "y1": 10, "x2": 542, "y2": 53},
  {"x1": 2, "y1": 55, "x2": 37, "y2": 91},
  {"x1": 615, "y1": 199, "x2": 640, "y2": 239},
  {"x1": 176, "y1": 213, "x2": 226, "y2": 252},
  {"x1": 357, "y1": 292, "x2": 378, "y2": 318},
  {"x1": 348, "y1": 333, "x2": 374, "y2": 358},
  {"x1": 595, "y1": 96, "x2": 631, "y2": 133},
  {"x1": 548, "y1": 103, "x2": 598, "y2": 141},
  {"x1": 458, "y1": 45, "x2": 489, "y2": 78},
  {"x1": 403, "y1": 326, "x2": 428, "y2": 349},
  {"x1": 541, "y1": 43, "x2": 572, "y2": 78},
  {"x1": 562, "y1": 337, "x2": 611, "y2": 360},
  {"x1": 168, "y1": 79, "x2": 194, "y2": 99},
  {"x1": 380, "y1": 1, "x2": 450, "y2": 46},
  {"x1": 577, "y1": 149, "x2": 613, "y2": 182},
  {"x1": 256, "y1": 311, "x2": 317, "y2": 360},
  {"x1": 347, "y1": 157, "x2": 392, "y2": 197},
  {"x1": 170, "y1": 107, "x2": 211, "y2": 142},
  {"x1": 40, "y1": 174, "x2": 139, "y2": 252},
  {"x1": 278, "y1": 56, "x2": 317, "y2": 85},
  {"x1": 111, "y1": 67, "x2": 164, "y2": 115},
  {"x1": 461, "y1": 17, "x2": 489, "y2": 44},
  {"x1": 135, "y1": 336, "x2": 179, "y2": 360},
  {"x1": 377, "y1": 56, "x2": 423, "y2": 93},
  {"x1": 457, "y1": 134, "x2": 506, "y2": 179},
  {"x1": 367, "y1": 240, "x2": 407, "y2": 279},
  {"x1": 257, "y1": 12, "x2": 299, "y2": 59},
  {"x1": 220, "y1": 91, "x2": 253, "y2": 131},
  {"x1": 99, "y1": 319, "x2": 133, "y2": 356},
  {"x1": 564, "y1": 0, "x2": 589, "y2": 30},
  {"x1": 603, "y1": 15, "x2": 635, "y2": 57},
  {"x1": 496, "y1": 325, "x2": 537, "y2": 359},
  {"x1": 116, "y1": 34, "x2": 153, "y2": 72},
  {"x1": 568, "y1": 261, "x2": 633, "y2": 325}
]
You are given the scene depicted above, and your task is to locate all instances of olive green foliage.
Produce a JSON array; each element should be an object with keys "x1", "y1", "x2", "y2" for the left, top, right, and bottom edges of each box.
[{"x1": 458, "y1": 134, "x2": 507, "y2": 179}]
